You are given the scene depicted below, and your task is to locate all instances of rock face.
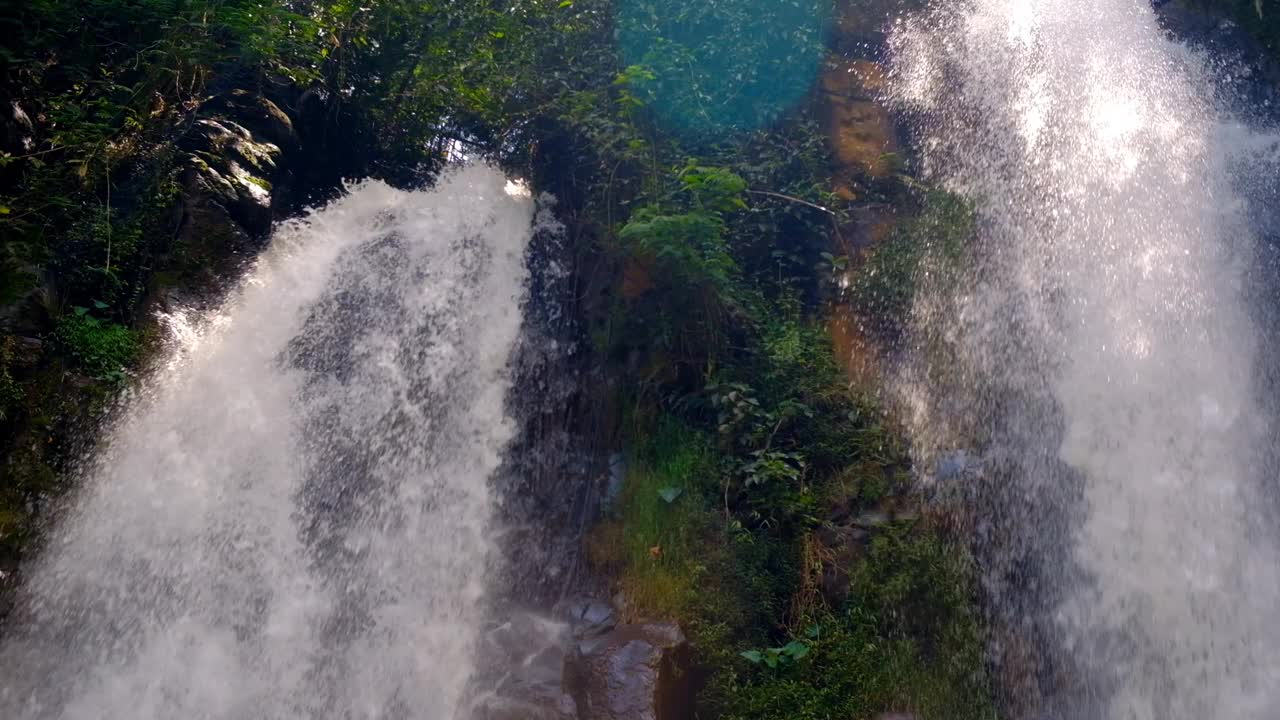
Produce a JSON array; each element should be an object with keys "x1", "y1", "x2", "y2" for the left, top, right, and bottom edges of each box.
[
  {"x1": 470, "y1": 600, "x2": 694, "y2": 720},
  {"x1": 1, "y1": 101, "x2": 34, "y2": 156},
  {"x1": 819, "y1": 4, "x2": 906, "y2": 393},
  {"x1": 821, "y1": 58, "x2": 898, "y2": 180},
  {"x1": 567, "y1": 622, "x2": 693, "y2": 720},
  {"x1": 159, "y1": 92, "x2": 298, "y2": 300}
]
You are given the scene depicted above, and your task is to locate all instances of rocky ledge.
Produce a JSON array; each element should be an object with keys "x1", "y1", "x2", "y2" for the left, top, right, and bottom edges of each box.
[{"x1": 471, "y1": 598, "x2": 694, "y2": 720}]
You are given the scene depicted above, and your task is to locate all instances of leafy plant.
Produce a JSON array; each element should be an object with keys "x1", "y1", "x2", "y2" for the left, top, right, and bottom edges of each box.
[
  {"x1": 55, "y1": 306, "x2": 138, "y2": 380},
  {"x1": 741, "y1": 625, "x2": 819, "y2": 668}
]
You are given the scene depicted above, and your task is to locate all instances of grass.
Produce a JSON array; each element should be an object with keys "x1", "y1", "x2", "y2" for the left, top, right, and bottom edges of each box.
[{"x1": 590, "y1": 416, "x2": 720, "y2": 620}]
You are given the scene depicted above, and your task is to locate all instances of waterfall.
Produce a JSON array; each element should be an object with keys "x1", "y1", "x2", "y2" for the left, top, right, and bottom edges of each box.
[
  {"x1": 890, "y1": 2, "x2": 1280, "y2": 718},
  {"x1": 0, "y1": 165, "x2": 538, "y2": 719}
]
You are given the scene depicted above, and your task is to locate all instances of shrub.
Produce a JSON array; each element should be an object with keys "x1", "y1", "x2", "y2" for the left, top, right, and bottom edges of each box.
[
  {"x1": 55, "y1": 307, "x2": 138, "y2": 380},
  {"x1": 726, "y1": 527, "x2": 996, "y2": 720}
]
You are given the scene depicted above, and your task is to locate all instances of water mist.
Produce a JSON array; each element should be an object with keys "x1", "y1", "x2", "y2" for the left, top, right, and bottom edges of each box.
[
  {"x1": 890, "y1": 2, "x2": 1280, "y2": 718},
  {"x1": 0, "y1": 165, "x2": 538, "y2": 720}
]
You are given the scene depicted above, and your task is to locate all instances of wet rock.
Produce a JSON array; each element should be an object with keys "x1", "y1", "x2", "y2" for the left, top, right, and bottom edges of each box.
[
  {"x1": 853, "y1": 508, "x2": 892, "y2": 528},
  {"x1": 935, "y1": 450, "x2": 981, "y2": 482},
  {"x1": 472, "y1": 611, "x2": 580, "y2": 720},
  {"x1": 556, "y1": 596, "x2": 618, "y2": 640},
  {"x1": 831, "y1": 0, "x2": 902, "y2": 48},
  {"x1": 567, "y1": 622, "x2": 693, "y2": 720},
  {"x1": 7, "y1": 337, "x2": 44, "y2": 368},
  {"x1": 604, "y1": 453, "x2": 627, "y2": 508}
]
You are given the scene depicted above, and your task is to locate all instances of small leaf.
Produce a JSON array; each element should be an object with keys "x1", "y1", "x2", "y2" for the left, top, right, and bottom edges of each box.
[
  {"x1": 73, "y1": 306, "x2": 89, "y2": 317},
  {"x1": 782, "y1": 640, "x2": 810, "y2": 660},
  {"x1": 0, "y1": 206, "x2": 10, "y2": 215},
  {"x1": 805, "y1": 624, "x2": 821, "y2": 639},
  {"x1": 740, "y1": 650, "x2": 763, "y2": 664},
  {"x1": 657, "y1": 486, "x2": 683, "y2": 504},
  {"x1": 92, "y1": 300, "x2": 109, "y2": 310},
  {"x1": 559, "y1": 0, "x2": 574, "y2": 6}
]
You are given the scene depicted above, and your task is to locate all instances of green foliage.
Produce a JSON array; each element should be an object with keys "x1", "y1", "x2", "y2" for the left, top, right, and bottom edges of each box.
[
  {"x1": 55, "y1": 307, "x2": 139, "y2": 381},
  {"x1": 740, "y1": 629, "x2": 816, "y2": 668},
  {"x1": 596, "y1": 411, "x2": 798, "y2": 714},
  {"x1": 726, "y1": 528, "x2": 995, "y2": 720},
  {"x1": 611, "y1": 165, "x2": 751, "y2": 358}
]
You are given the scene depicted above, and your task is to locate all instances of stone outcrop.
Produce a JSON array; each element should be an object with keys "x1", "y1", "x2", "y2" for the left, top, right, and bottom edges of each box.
[
  {"x1": 822, "y1": 58, "x2": 898, "y2": 182},
  {"x1": 155, "y1": 92, "x2": 297, "y2": 304},
  {"x1": 1, "y1": 101, "x2": 34, "y2": 157},
  {"x1": 820, "y1": 3, "x2": 906, "y2": 392},
  {"x1": 470, "y1": 598, "x2": 694, "y2": 720},
  {"x1": 567, "y1": 621, "x2": 693, "y2": 720}
]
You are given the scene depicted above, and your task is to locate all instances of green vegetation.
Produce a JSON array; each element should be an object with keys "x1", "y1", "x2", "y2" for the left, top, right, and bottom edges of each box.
[
  {"x1": 595, "y1": 290, "x2": 992, "y2": 718},
  {"x1": 727, "y1": 530, "x2": 992, "y2": 720},
  {"x1": 0, "y1": 338, "x2": 21, "y2": 421},
  {"x1": 55, "y1": 307, "x2": 139, "y2": 381},
  {"x1": 1, "y1": 0, "x2": 995, "y2": 715}
]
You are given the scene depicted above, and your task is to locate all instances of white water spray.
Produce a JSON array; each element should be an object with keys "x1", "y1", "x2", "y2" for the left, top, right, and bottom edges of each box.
[
  {"x1": 0, "y1": 165, "x2": 537, "y2": 720},
  {"x1": 891, "y1": 2, "x2": 1280, "y2": 718}
]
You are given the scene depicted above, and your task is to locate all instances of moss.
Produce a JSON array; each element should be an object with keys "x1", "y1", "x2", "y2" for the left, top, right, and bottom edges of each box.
[
  {"x1": 596, "y1": 417, "x2": 722, "y2": 619},
  {"x1": 244, "y1": 173, "x2": 273, "y2": 192}
]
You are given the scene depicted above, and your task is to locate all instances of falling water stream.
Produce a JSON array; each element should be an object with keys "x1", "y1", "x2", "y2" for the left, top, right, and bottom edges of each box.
[
  {"x1": 891, "y1": 1, "x2": 1280, "y2": 718},
  {"x1": 5, "y1": 3, "x2": 1280, "y2": 720},
  {"x1": 0, "y1": 165, "x2": 538, "y2": 719}
]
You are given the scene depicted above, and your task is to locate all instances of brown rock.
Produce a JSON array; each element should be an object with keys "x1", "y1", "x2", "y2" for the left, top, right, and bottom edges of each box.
[
  {"x1": 821, "y1": 58, "x2": 889, "y2": 99},
  {"x1": 826, "y1": 99, "x2": 898, "y2": 178}
]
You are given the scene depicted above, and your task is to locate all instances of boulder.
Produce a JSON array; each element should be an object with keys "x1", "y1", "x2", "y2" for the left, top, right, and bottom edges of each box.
[
  {"x1": 180, "y1": 116, "x2": 282, "y2": 239},
  {"x1": 200, "y1": 90, "x2": 299, "y2": 154},
  {"x1": 567, "y1": 622, "x2": 693, "y2": 720},
  {"x1": 556, "y1": 596, "x2": 618, "y2": 640}
]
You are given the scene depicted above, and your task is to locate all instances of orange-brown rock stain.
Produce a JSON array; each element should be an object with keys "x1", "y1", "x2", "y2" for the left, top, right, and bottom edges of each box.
[{"x1": 819, "y1": 9, "x2": 903, "y2": 388}]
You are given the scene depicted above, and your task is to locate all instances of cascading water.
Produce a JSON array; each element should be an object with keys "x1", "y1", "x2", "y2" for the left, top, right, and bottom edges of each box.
[
  {"x1": 0, "y1": 165, "x2": 538, "y2": 719},
  {"x1": 890, "y1": 2, "x2": 1280, "y2": 718}
]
